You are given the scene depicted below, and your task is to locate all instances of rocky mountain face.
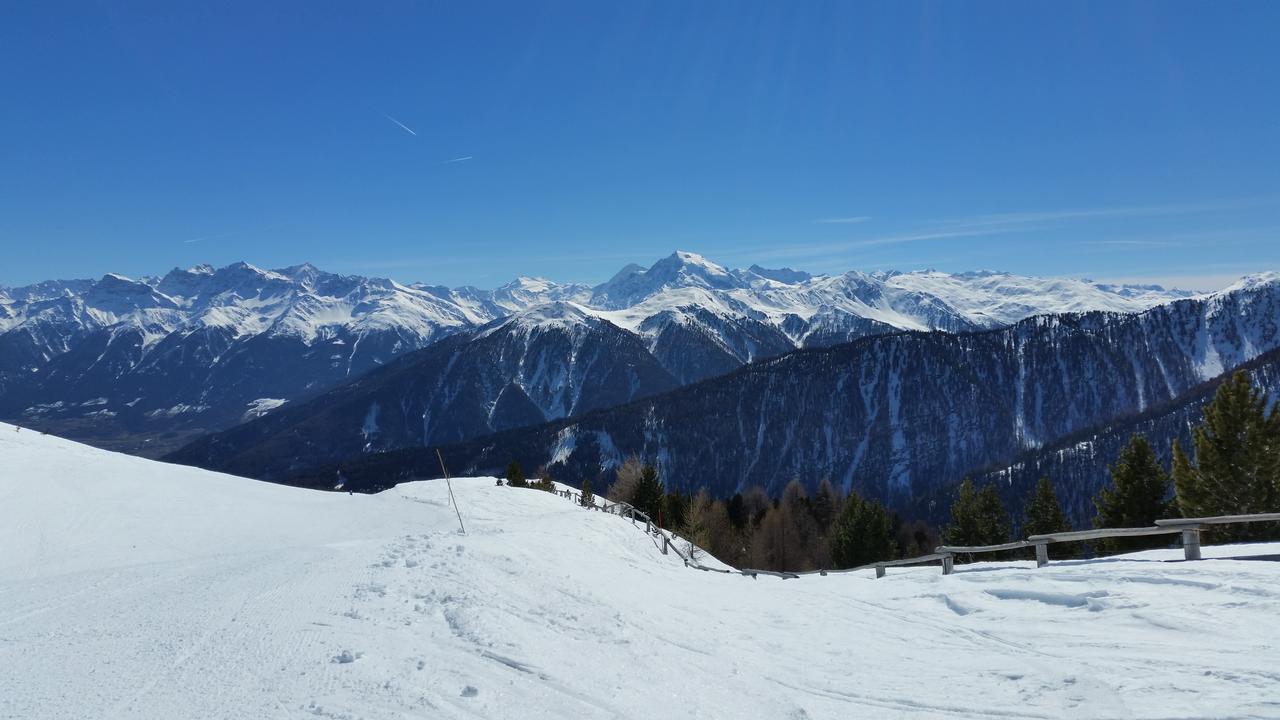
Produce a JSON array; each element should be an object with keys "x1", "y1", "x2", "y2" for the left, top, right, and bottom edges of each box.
[
  {"x1": 256, "y1": 278, "x2": 1280, "y2": 521},
  {"x1": 0, "y1": 263, "x2": 498, "y2": 454},
  {"x1": 1, "y1": 252, "x2": 1199, "y2": 455},
  {"x1": 964, "y1": 346, "x2": 1280, "y2": 530},
  {"x1": 167, "y1": 304, "x2": 679, "y2": 479}
]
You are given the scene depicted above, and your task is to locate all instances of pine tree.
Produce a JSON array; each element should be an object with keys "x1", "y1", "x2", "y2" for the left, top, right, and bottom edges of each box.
[
  {"x1": 808, "y1": 479, "x2": 844, "y2": 569},
  {"x1": 1172, "y1": 371, "x2": 1280, "y2": 542},
  {"x1": 1094, "y1": 434, "x2": 1174, "y2": 553},
  {"x1": 944, "y1": 479, "x2": 1010, "y2": 557},
  {"x1": 632, "y1": 464, "x2": 665, "y2": 524},
  {"x1": 726, "y1": 493, "x2": 747, "y2": 530},
  {"x1": 811, "y1": 478, "x2": 842, "y2": 531},
  {"x1": 1023, "y1": 477, "x2": 1075, "y2": 558},
  {"x1": 579, "y1": 478, "x2": 594, "y2": 508},
  {"x1": 505, "y1": 461, "x2": 526, "y2": 488},
  {"x1": 663, "y1": 489, "x2": 689, "y2": 531},
  {"x1": 1024, "y1": 477, "x2": 1071, "y2": 537},
  {"x1": 828, "y1": 491, "x2": 896, "y2": 569}
]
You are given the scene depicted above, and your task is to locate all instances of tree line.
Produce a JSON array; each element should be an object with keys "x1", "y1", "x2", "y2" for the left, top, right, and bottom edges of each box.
[
  {"x1": 945, "y1": 370, "x2": 1280, "y2": 558},
  {"x1": 503, "y1": 370, "x2": 1278, "y2": 572}
]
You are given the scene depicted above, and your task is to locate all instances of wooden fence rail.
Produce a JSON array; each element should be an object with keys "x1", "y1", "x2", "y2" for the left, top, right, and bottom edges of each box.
[{"x1": 547, "y1": 487, "x2": 1277, "y2": 580}]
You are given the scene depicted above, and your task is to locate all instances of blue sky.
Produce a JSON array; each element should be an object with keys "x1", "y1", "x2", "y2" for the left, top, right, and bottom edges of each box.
[{"x1": 2, "y1": 1, "x2": 1278, "y2": 291}]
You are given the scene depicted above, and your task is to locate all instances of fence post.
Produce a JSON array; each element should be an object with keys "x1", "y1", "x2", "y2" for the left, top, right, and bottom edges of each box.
[
  {"x1": 1182, "y1": 527, "x2": 1202, "y2": 561},
  {"x1": 1035, "y1": 542, "x2": 1049, "y2": 568},
  {"x1": 875, "y1": 565, "x2": 886, "y2": 579},
  {"x1": 661, "y1": 535, "x2": 669, "y2": 555},
  {"x1": 941, "y1": 554, "x2": 954, "y2": 575}
]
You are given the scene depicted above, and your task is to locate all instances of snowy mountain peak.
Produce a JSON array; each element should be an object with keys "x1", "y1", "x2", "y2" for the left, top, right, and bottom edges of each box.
[
  {"x1": 85, "y1": 273, "x2": 178, "y2": 312},
  {"x1": 503, "y1": 276, "x2": 558, "y2": 293},
  {"x1": 656, "y1": 250, "x2": 733, "y2": 279},
  {"x1": 480, "y1": 301, "x2": 601, "y2": 339},
  {"x1": 591, "y1": 250, "x2": 741, "y2": 309},
  {"x1": 605, "y1": 263, "x2": 647, "y2": 285},
  {"x1": 1220, "y1": 271, "x2": 1280, "y2": 294}
]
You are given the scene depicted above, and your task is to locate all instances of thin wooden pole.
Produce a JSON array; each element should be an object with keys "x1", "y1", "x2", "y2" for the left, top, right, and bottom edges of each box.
[{"x1": 436, "y1": 449, "x2": 466, "y2": 535}]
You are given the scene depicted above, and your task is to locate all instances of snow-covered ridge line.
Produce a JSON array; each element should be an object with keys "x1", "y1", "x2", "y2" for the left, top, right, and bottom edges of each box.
[
  {"x1": 0, "y1": 250, "x2": 1231, "y2": 380},
  {"x1": 0, "y1": 252, "x2": 1225, "y2": 341},
  {"x1": 3, "y1": 252, "x2": 1271, "y2": 457}
]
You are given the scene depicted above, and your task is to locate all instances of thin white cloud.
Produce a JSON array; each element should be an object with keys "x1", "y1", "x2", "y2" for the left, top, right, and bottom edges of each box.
[
  {"x1": 814, "y1": 216, "x2": 871, "y2": 224},
  {"x1": 443, "y1": 156, "x2": 473, "y2": 164},
  {"x1": 943, "y1": 196, "x2": 1278, "y2": 231},
  {"x1": 177, "y1": 221, "x2": 295, "y2": 246},
  {"x1": 383, "y1": 113, "x2": 417, "y2": 136},
  {"x1": 1077, "y1": 240, "x2": 1177, "y2": 247},
  {"x1": 734, "y1": 227, "x2": 1021, "y2": 262}
]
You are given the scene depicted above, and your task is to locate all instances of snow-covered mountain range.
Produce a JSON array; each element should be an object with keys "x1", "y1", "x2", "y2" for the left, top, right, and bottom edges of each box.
[
  {"x1": 0, "y1": 252, "x2": 1202, "y2": 455},
  {"x1": 233, "y1": 275, "x2": 1280, "y2": 516}
]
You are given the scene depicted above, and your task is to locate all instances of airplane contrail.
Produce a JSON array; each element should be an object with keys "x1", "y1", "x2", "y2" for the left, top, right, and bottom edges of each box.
[
  {"x1": 444, "y1": 156, "x2": 473, "y2": 164},
  {"x1": 383, "y1": 113, "x2": 417, "y2": 136}
]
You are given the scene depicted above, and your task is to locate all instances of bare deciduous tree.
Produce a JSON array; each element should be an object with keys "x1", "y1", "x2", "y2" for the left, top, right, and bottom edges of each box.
[{"x1": 609, "y1": 455, "x2": 645, "y2": 505}]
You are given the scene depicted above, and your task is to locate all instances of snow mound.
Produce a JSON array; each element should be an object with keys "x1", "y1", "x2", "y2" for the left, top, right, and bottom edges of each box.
[{"x1": 2, "y1": 423, "x2": 1278, "y2": 719}]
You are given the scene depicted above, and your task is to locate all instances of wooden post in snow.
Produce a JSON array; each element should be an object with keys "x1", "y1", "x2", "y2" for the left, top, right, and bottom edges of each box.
[
  {"x1": 1182, "y1": 528, "x2": 1202, "y2": 561},
  {"x1": 1035, "y1": 542, "x2": 1049, "y2": 568}
]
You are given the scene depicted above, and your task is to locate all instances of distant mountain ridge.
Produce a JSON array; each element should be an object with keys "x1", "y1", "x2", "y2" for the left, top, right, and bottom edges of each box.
[
  {"x1": 0, "y1": 252, "x2": 1210, "y2": 454},
  {"x1": 237, "y1": 276, "x2": 1280, "y2": 520}
]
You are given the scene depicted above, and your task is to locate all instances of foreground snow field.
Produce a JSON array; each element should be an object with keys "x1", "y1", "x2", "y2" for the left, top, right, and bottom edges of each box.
[{"x1": 3, "y1": 424, "x2": 1279, "y2": 719}]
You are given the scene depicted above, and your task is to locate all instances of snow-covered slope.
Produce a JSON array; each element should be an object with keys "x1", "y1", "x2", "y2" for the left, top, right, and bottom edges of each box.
[{"x1": 4, "y1": 424, "x2": 1278, "y2": 719}]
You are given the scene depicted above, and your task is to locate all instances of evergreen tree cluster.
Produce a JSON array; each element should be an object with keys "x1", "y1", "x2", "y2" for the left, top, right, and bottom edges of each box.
[
  {"x1": 1172, "y1": 371, "x2": 1280, "y2": 541},
  {"x1": 502, "y1": 461, "x2": 556, "y2": 493},
  {"x1": 944, "y1": 479, "x2": 1011, "y2": 553},
  {"x1": 606, "y1": 457, "x2": 933, "y2": 572},
  {"x1": 940, "y1": 370, "x2": 1280, "y2": 561},
  {"x1": 1093, "y1": 435, "x2": 1173, "y2": 553},
  {"x1": 500, "y1": 372, "x2": 1276, "y2": 569},
  {"x1": 1091, "y1": 370, "x2": 1279, "y2": 547}
]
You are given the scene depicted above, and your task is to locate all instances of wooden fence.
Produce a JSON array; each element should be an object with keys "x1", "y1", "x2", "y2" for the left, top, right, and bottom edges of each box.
[
  {"x1": 551, "y1": 488, "x2": 1279, "y2": 580},
  {"x1": 927, "y1": 511, "x2": 1280, "y2": 575}
]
